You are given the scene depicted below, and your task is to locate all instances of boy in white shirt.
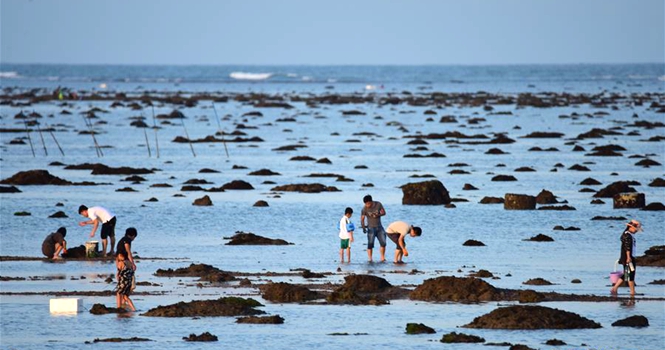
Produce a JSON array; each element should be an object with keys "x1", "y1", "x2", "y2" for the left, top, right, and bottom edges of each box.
[
  {"x1": 78, "y1": 205, "x2": 117, "y2": 257},
  {"x1": 339, "y1": 207, "x2": 355, "y2": 263}
]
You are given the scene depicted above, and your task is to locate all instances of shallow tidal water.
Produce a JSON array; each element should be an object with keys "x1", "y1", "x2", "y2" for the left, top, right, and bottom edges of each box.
[{"x1": 1, "y1": 64, "x2": 664, "y2": 349}]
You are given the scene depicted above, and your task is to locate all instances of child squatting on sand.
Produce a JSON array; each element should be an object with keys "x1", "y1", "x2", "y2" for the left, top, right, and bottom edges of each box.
[
  {"x1": 115, "y1": 252, "x2": 136, "y2": 311},
  {"x1": 339, "y1": 207, "x2": 355, "y2": 263}
]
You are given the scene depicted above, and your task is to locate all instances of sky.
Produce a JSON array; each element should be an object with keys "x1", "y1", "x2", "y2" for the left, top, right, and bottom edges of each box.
[{"x1": 1, "y1": 0, "x2": 663, "y2": 65}]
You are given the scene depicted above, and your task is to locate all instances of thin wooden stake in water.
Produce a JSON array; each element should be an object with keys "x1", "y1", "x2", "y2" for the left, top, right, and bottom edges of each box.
[
  {"x1": 83, "y1": 115, "x2": 102, "y2": 157},
  {"x1": 181, "y1": 117, "x2": 196, "y2": 157},
  {"x1": 49, "y1": 128, "x2": 65, "y2": 156},
  {"x1": 212, "y1": 102, "x2": 229, "y2": 158},
  {"x1": 151, "y1": 105, "x2": 160, "y2": 158},
  {"x1": 24, "y1": 119, "x2": 35, "y2": 157},
  {"x1": 144, "y1": 128, "x2": 152, "y2": 157},
  {"x1": 36, "y1": 119, "x2": 48, "y2": 156},
  {"x1": 87, "y1": 116, "x2": 103, "y2": 157}
]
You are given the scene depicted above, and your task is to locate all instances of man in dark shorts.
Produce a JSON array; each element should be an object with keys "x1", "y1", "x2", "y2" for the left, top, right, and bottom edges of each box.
[
  {"x1": 360, "y1": 195, "x2": 387, "y2": 262},
  {"x1": 611, "y1": 219, "x2": 643, "y2": 295},
  {"x1": 385, "y1": 221, "x2": 422, "y2": 264},
  {"x1": 42, "y1": 227, "x2": 67, "y2": 260},
  {"x1": 116, "y1": 227, "x2": 138, "y2": 271},
  {"x1": 78, "y1": 205, "x2": 116, "y2": 257}
]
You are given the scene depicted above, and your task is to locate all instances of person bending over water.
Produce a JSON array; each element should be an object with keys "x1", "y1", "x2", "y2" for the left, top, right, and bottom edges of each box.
[{"x1": 385, "y1": 221, "x2": 422, "y2": 264}]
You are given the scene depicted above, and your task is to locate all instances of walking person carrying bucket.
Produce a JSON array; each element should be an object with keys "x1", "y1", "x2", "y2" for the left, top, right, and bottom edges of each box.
[{"x1": 610, "y1": 219, "x2": 643, "y2": 295}]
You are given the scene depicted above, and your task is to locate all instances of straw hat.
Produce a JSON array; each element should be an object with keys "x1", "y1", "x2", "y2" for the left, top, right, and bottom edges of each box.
[{"x1": 626, "y1": 219, "x2": 643, "y2": 232}]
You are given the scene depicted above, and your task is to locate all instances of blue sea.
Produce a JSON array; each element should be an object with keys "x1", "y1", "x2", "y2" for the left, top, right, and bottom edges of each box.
[{"x1": 0, "y1": 64, "x2": 664, "y2": 350}]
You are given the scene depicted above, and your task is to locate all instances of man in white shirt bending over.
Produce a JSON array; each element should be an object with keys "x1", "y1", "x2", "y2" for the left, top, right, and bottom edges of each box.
[
  {"x1": 78, "y1": 205, "x2": 117, "y2": 257},
  {"x1": 385, "y1": 221, "x2": 422, "y2": 264}
]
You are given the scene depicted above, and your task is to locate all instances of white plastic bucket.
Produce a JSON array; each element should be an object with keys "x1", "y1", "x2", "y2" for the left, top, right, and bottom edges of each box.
[{"x1": 85, "y1": 241, "x2": 99, "y2": 258}]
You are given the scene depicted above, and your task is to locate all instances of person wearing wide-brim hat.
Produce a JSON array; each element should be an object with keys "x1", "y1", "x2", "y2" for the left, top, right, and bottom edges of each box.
[{"x1": 610, "y1": 219, "x2": 643, "y2": 295}]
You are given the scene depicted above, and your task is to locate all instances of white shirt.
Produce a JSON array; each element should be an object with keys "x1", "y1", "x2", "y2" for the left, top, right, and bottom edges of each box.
[
  {"x1": 87, "y1": 206, "x2": 114, "y2": 223},
  {"x1": 339, "y1": 216, "x2": 352, "y2": 239},
  {"x1": 386, "y1": 221, "x2": 410, "y2": 236}
]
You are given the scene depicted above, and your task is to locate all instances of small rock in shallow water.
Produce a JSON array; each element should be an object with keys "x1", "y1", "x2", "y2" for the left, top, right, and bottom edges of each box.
[
  {"x1": 405, "y1": 323, "x2": 436, "y2": 334},
  {"x1": 611, "y1": 315, "x2": 649, "y2": 328},
  {"x1": 183, "y1": 332, "x2": 218, "y2": 342}
]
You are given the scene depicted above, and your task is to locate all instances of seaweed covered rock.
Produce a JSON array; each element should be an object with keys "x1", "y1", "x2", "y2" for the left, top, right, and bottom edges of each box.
[
  {"x1": 66, "y1": 163, "x2": 155, "y2": 175},
  {"x1": 648, "y1": 178, "x2": 665, "y2": 187},
  {"x1": 270, "y1": 183, "x2": 340, "y2": 193},
  {"x1": 259, "y1": 282, "x2": 319, "y2": 303},
  {"x1": 611, "y1": 315, "x2": 649, "y2": 327},
  {"x1": 90, "y1": 303, "x2": 128, "y2": 315},
  {"x1": 525, "y1": 234, "x2": 554, "y2": 242},
  {"x1": 504, "y1": 194, "x2": 536, "y2": 210},
  {"x1": 142, "y1": 297, "x2": 264, "y2": 317},
  {"x1": 440, "y1": 332, "x2": 484, "y2": 343},
  {"x1": 183, "y1": 332, "x2": 218, "y2": 342},
  {"x1": 613, "y1": 192, "x2": 645, "y2": 209},
  {"x1": 479, "y1": 196, "x2": 504, "y2": 204},
  {"x1": 642, "y1": 202, "x2": 665, "y2": 211},
  {"x1": 463, "y1": 305, "x2": 601, "y2": 329},
  {"x1": 154, "y1": 263, "x2": 235, "y2": 282},
  {"x1": 492, "y1": 175, "x2": 517, "y2": 181},
  {"x1": 88, "y1": 337, "x2": 151, "y2": 343},
  {"x1": 518, "y1": 290, "x2": 545, "y2": 303},
  {"x1": 0, "y1": 170, "x2": 72, "y2": 185},
  {"x1": 410, "y1": 276, "x2": 502, "y2": 302},
  {"x1": 253, "y1": 200, "x2": 269, "y2": 207},
  {"x1": 340, "y1": 274, "x2": 392, "y2": 293},
  {"x1": 535, "y1": 189, "x2": 558, "y2": 204},
  {"x1": 406, "y1": 323, "x2": 436, "y2": 334},
  {"x1": 192, "y1": 195, "x2": 213, "y2": 206},
  {"x1": 61, "y1": 245, "x2": 87, "y2": 259},
  {"x1": 49, "y1": 211, "x2": 68, "y2": 218},
  {"x1": 326, "y1": 289, "x2": 389, "y2": 306},
  {"x1": 0, "y1": 185, "x2": 21, "y2": 193},
  {"x1": 236, "y1": 315, "x2": 285, "y2": 324},
  {"x1": 248, "y1": 169, "x2": 281, "y2": 176},
  {"x1": 463, "y1": 239, "x2": 486, "y2": 246},
  {"x1": 594, "y1": 181, "x2": 637, "y2": 198},
  {"x1": 224, "y1": 232, "x2": 292, "y2": 245},
  {"x1": 400, "y1": 180, "x2": 451, "y2": 205},
  {"x1": 221, "y1": 180, "x2": 254, "y2": 190},
  {"x1": 326, "y1": 274, "x2": 395, "y2": 305},
  {"x1": 636, "y1": 245, "x2": 665, "y2": 267},
  {"x1": 538, "y1": 205, "x2": 576, "y2": 211},
  {"x1": 523, "y1": 278, "x2": 553, "y2": 285}
]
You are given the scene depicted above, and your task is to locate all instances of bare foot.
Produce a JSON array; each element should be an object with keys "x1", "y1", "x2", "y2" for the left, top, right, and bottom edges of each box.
[
  {"x1": 52, "y1": 256, "x2": 63, "y2": 260},
  {"x1": 610, "y1": 288, "x2": 618, "y2": 294}
]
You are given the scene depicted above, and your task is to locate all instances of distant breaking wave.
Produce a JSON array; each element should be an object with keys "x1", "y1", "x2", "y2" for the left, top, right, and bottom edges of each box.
[
  {"x1": 0, "y1": 71, "x2": 21, "y2": 79},
  {"x1": 229, "y1": 72, "x2": 273, "y2": 80}
]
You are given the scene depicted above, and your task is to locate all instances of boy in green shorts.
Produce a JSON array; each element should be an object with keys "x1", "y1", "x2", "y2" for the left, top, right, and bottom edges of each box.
[{"x1": 338, "y1": 207, "x2": 355, "y2": 263}]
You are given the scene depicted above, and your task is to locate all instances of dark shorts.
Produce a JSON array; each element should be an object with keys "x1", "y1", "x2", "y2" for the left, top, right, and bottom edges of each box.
[
  {"x1": 623, "y1": 262, "x2": 636, "y2": 282},
  {"x1": 387, "y1": 233, "x2": 404, "y2": 251},
  {"x1": 340, "y1": 239, "x2": 350, "y2": 249},
  {"x1": 101, "y1": 217, "x2": 116, "y2": 240}
]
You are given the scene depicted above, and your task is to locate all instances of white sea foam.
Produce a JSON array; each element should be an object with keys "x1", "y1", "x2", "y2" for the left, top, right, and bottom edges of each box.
[
  {"x1": 286, "y1": 73, "x2": 298, "y2": 78},
  {"x1": 659, "y1": 75, "x2": 665, "y2": 81},
  {"x1": 0, "y1": 71, "x2": 20, "y2": 79},
  {"x1": 230, "y1": 72, "x2": 273, "y2": 80}
]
